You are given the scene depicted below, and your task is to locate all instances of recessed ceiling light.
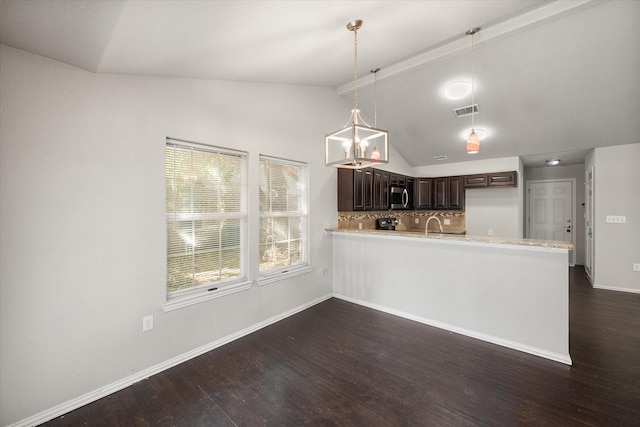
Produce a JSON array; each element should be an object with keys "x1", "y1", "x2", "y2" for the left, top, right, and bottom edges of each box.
[
  {"x1": 460, "y1": 128, "x2": 488, "y2": 141},
  {"x1": 444, "y1": 81, "x2": 471, "y2": 100},
  {"x1": 546, "y1": 159, "x2": 561, "y2": 166}
]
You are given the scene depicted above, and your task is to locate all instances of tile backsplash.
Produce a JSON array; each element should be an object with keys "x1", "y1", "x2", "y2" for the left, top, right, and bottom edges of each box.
[{"x1": 337, "y1": 210, "x2": 466, "y2": 233}]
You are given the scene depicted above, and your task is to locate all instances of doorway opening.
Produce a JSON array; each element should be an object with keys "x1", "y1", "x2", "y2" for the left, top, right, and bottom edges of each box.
[{"x1": 526, "y1": 179, "x2": 576, "y2": 266}]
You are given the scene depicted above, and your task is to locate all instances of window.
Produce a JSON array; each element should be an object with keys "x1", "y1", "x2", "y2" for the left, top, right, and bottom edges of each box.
[
  {"x1": 165, "y1": 138, "x2": 250, "y2": 310},
  {"x1": 259, "y1": 155, "x2": 310, "y2": 283}
]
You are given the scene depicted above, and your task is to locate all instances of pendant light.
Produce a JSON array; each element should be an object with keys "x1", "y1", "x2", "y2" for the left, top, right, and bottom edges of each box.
[
  {"x1": 325, "y1": 20, "x2": 389, "y2": 168},
  {"x1": 466, "y1": 27, "x2": 481, "y2": 154}
]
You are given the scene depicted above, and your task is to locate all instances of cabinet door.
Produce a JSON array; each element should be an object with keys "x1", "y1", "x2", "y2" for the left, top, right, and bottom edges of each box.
[
  {"x1": 463, "y1": 174, "x2": 488, "y2": 188},
  {"x1": 488, "y1": 171, "x2": 517, "y2": 187},
  {"x1": 434, "y1": 177, "x2": 448, "y2": 209},
  {"x1": 353, "y1": 169, "x2": 365, "y2": 210},
  {"x1": 415, "y1": 178, "x2": 433, "y2": 209},
  {"x1": 405, "y1": 178, "x2": 415, "y2": 209},
  {"x1": 448, "y1": 176, "x2": 464, "y2": 210},
  {"x1": 363, "y1": 168, "x2": 374, "y2": 210},
  {"x1": 374, "y1": 169, "x2": 389, "y2": 210},
  {"x1": 337, "y1": 169, "x2": 356, "y2": 211}
]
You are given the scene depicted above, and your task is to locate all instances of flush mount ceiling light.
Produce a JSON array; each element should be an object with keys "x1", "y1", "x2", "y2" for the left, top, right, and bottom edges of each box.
[
  {"x1": 465, "y1": 27, "x2": 481, "y2": 154},
  {"x1": 445, "y1": 81, "x2": 471, "y2": 100},
  {"x1": 325, "y1": 20, "x2": 389, "y2": 169},
  {"x1": 546, "y1": 159, "x2": 561, "y2": 166}
]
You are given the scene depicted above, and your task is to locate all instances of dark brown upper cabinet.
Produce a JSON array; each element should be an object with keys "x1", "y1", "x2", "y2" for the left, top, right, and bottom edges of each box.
[
  {"x1": 373, "y1": 169, "x2": 389, "y2": 210},
  {"x1": 434, "y1": 176, "x2": 464, "y2": 210},
  {"x1": 415, "y1": 178, "x2": 433, "y2": 209},
  {"x1": 463, "y1": 171, "x2": 517, "y2": 188},
  {"x1": 338, "y1": 168, "x2": 373, "y2": 211}
]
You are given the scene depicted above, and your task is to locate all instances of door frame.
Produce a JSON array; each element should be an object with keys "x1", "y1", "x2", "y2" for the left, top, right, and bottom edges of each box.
[
  {"x1": 584, "y1": 167, "x2": 594, "y2": 283},
  {"x1": 526, "y1": 178, "x2": 577, "y2": 266}
]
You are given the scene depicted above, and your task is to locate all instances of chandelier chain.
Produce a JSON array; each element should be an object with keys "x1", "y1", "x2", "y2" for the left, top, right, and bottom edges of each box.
[{"x1": 353, "y1": 27, "x2": 359, "y2": 111}]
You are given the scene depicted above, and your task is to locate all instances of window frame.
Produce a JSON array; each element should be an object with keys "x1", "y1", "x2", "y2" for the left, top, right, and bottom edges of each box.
[
  {"x1": 163, "y1": 138, "x2": 251, "y2": 311},
  {"x1": 257, "y1": 154, "x2": 312, "y2": 286}
]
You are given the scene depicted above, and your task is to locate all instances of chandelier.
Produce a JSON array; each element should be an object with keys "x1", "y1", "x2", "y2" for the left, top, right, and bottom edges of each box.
[{"x1": 325, "y1": 20, "x2": 389, "y2": 168}]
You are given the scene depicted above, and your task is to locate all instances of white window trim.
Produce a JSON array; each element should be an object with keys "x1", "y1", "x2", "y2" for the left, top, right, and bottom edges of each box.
[
  {"x1": 257, "y1": 265, "x2": 314, "y2": 286},
  {"x1": 163, "y1": 279, "x2": 253, "y2": 312},
  {"x1": 258, "y1": 155, "x2": 310, "y2": 285},
  {"x1": 165, "y1": 137, "x2": 249, "y2": 310}
]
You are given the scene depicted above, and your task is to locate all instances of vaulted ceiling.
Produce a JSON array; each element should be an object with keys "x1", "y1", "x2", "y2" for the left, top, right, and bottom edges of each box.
[{"x1": 1, "y1": 0, "x2": 638, "y2": 167}]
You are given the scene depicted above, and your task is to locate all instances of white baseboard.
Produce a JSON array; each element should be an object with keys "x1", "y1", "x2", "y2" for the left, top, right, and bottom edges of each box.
[
  {"x1": 593, "y1": 284, "x2": 640, "y2": 294},
  {"x1": 333, "y1": 293, "x2": 573, "y2": 366},
  {"x1": 9, "y1": 293, "x2": 333, "y2": 427}
]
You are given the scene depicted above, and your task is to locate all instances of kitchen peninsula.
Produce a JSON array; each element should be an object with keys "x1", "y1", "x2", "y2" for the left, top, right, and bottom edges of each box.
[{"x1": 326, "y1": 227, "x2": 573, "y2": 365}]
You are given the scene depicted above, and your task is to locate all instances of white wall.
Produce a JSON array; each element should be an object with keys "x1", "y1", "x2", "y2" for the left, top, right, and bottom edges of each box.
[
  {"x1": 465, "y1": 187, "x2": 520, "y2": 238},
  {"x1": 590, "y1": 143, "x2": 640, "y2": 292},
  {"x1": 524, "y1": 163, "x2": 586, "y2": 265},
  {"x1": 376, "y1": 144, "x2": 415, "y2": 176},
  {"x1": 0, "y1": 46, "x2": 344, "y2": 425},
  {"x1": 413, "y1": 157, "x2": 523, "y2": 238}
]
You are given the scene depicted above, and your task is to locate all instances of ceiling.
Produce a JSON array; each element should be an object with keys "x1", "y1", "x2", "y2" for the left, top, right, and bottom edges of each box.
[{"x1": 1, "y1": 0, "x2": 639, "y2": 168}]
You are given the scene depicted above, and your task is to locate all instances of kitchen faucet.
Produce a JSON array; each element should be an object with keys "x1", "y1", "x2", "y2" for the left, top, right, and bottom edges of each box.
[{"x1": 425, "y1": 215, "x2": 443, "y2": 236}]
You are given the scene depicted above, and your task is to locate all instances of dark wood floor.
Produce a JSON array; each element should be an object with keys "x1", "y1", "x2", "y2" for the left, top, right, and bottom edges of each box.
[{"x1": 43, "y1": 266, "x2": 640, "y2": 426}]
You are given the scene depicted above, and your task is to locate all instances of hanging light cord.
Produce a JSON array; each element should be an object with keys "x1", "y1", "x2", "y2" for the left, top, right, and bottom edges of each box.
[
  {"x1": 470, "y1": 30, "x2": 475, "y2": 131},
  {"x1": 371, "y1": 68, "x2": 380, "y2": 127},
  {"x1": 353, "y1": 26, "x2": 359, "y2": 112}
]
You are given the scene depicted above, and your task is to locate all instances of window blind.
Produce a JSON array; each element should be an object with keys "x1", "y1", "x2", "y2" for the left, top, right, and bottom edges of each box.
[
  {"x1": 166, "y1": 139, "x2": 247, "y2": 294},
  {"x1": 259, "y1": 155, "x2": 308, "y2": 274}
]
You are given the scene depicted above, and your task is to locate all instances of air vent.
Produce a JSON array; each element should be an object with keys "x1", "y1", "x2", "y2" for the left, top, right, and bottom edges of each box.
[
  {"x1": 453, "y1": 104, "x2": 479, "y2": 118},
  {"x1": 434, "y1": 155, "x2": 448, "y2": 161}
]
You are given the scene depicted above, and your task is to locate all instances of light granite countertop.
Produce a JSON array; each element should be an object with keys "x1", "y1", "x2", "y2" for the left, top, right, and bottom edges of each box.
[{"x1": 325, "y1": 227, "x2": 574, "y2": 250}]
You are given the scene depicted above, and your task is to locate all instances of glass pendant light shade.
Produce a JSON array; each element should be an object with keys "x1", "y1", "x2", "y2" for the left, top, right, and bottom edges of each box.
[
  {"x1": 325, "y1": 20, "x2": 389, "y2": 168},
  {"x1": 466, "y1": 130, "x2": 480, "y2": 154}
]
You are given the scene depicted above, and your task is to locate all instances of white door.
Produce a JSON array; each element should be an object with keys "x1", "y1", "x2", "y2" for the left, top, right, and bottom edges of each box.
[
  {"x1": 527, "y1": 180, "x2": 575, "y2": 265},
  {"x1": 585, "y1": 168, "x2": 594, "y2": 282}
]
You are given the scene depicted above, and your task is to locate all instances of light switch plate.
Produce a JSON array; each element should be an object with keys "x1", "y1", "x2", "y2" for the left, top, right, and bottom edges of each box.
[
  {"x1": 634, "y1": 263, "x2": 640, "y2": 272},
  {"x1": 606, "y1": 215, "x2": 626, "y2": 224}
]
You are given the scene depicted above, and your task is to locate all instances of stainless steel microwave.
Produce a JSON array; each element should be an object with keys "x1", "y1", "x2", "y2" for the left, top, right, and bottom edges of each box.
[{"x1": 390, "y1": 186, "x2": 409, "y2": 209}]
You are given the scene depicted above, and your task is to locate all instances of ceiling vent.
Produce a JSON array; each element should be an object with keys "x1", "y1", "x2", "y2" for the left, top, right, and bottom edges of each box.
[
  {"x1": 434, "y1": 155, "x2": 448, "y2": 161},
  {"x1": 453, "y1": 104, "x2": 479, "y2": 118}
]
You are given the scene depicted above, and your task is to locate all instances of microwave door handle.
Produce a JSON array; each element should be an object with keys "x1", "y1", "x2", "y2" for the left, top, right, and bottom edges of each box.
[{"x1": 402, "y1": 189, "x2": 408, "y2": 207}]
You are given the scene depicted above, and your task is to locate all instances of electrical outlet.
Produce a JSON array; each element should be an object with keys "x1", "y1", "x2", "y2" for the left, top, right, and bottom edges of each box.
[
  {"x1": 318, "y1": 268, "x2": 326, "y2": 277},
  {"x1": 444, "y1": 219, "x2": 451, "y2": 225},
  {"x1": 606, "y1": 215, "x2": 626, "y2": 224},
  {"x1": 415, "y1": 218, "x2": 419, "y2": 224},
  {"x1": 358, "y1": 223, "x2": 362, "y2": 230},
  {"x1": 142, "y1": 315, "x2": 154, "y2": 332},
  {"x1": 634, "y1": 263, "x2": 640, "y2": 272},
  {"x1": 488, "y1": 229, "x2": 494, "y2": 236}
]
